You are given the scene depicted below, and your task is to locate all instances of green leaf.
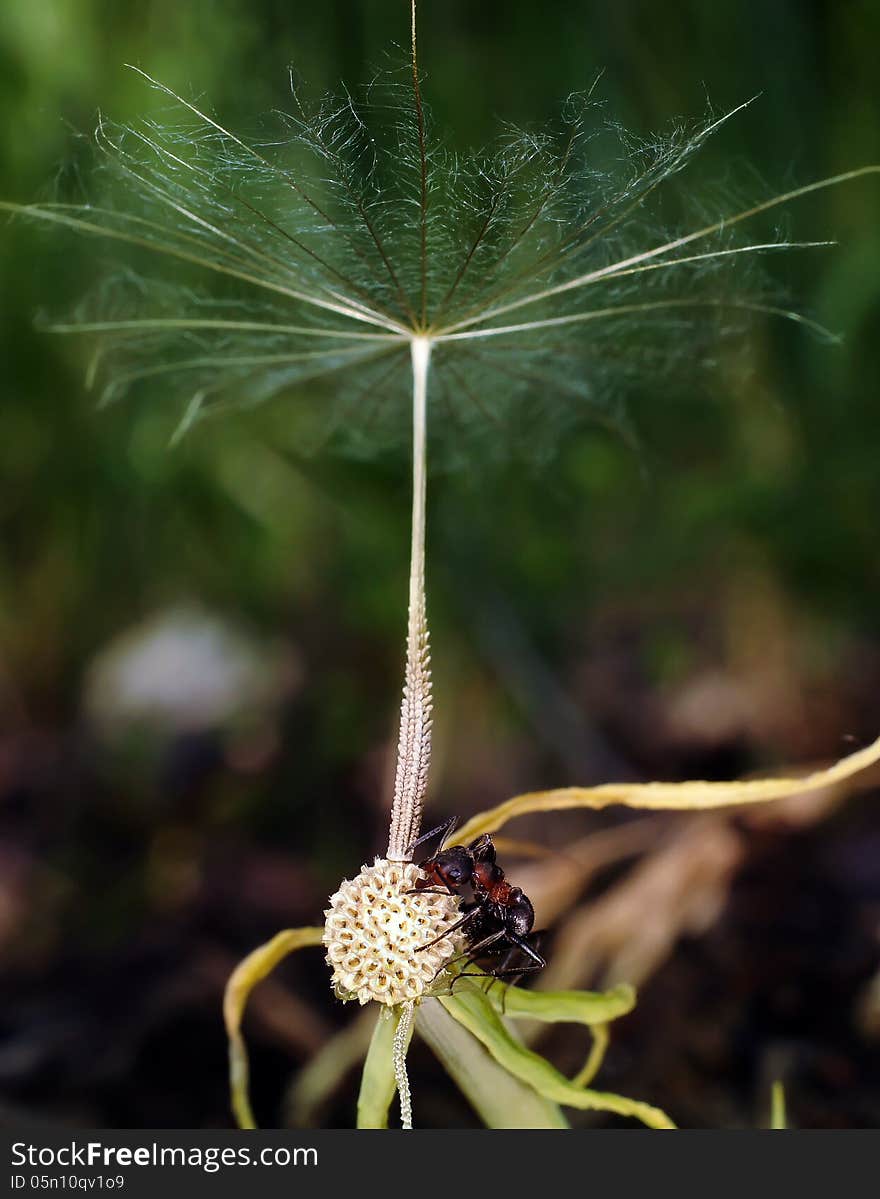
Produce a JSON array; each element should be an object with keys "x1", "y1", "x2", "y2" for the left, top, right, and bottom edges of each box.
[
  {"x1": 571, "y1": 1023, "x2": 609, "y2": 1089},
  {"x1": 481, "y1": 981, "x2": 634, "y2": 1090},
  {"x1": 356, "y1": 1006, "x2": 401, "y2": 1129},
  {"x1": 289, "y1": 1008, "x2": 378, "y2": 1128},
  {"x1": 771, "y1": 1081, "x2": 788, "y2": 1130},
  {"x1": 417, "y1": 998, "x2": 570, "y2": 1128},
  {"x1": 441, "y1": 983, "x2": 675, "y2": 1129},
  {"x1": 484, "y1": 980, "x2": 635, "y2": 1025}
]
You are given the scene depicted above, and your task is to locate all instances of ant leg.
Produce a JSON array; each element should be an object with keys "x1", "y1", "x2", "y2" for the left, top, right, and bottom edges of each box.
[
  {"x1": 405, "y1": 817, "x2": 458, "y2": 859},
  {"x1": 459, "y1": 939, "x2": 525, "y2": 1004},
  {"x1": 404, "y1": 883, "x2": 458, "y2": 897},
  {"x1": 494, "y1": 933, "x2": 544, "y2": 1011},
  {"x1": 486, "y1": 943, "x2": 521, "y2": 1003},
  {"x1": 458, "y1": 932, "x2": 547, "y2": 999},
  {"x1": 458, "y1": 928, "x2": 508, "y2": 960},
  {"x1": 468, "y1": 834, "x2": 496, "y2": 863},
  {"x1": 484, "y1": 932, "x2": 546, "y2": 977},
  {"x1": 456, "y1": 953, "x2": 546, "y2": 1008},
  {"x1": 415, "y1": 904, "x2": 483, "y2": 953},
  {"x1": 428, "y1": 925, "x2": 499, "y2": 988},
  {"x1": 503, "y1": 930, "x2": 545, "y2": 981},
  {"x1": 444, "y1": 928, "x2": 505, "y2": 973},
  {"x1": 446, "y1": 929, "x2": 510, "y2": 993}
]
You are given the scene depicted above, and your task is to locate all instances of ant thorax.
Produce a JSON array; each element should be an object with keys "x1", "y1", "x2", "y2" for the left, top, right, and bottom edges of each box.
[{"x1": 408, "y1": 819, "x2": 546, "y2": 986}]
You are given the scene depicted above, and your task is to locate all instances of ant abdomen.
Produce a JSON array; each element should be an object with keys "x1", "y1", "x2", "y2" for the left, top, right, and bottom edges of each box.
[{"x1": 504, "y1": 892, "x2": 535, "y2": 939}]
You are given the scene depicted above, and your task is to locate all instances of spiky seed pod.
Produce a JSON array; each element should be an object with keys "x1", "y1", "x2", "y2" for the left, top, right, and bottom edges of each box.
[{"x1": 323, "y1": 858, "x2": 461, "y2": 1006}]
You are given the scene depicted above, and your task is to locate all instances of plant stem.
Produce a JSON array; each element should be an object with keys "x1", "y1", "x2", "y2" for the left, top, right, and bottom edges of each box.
[
  {"x1": 393, "y1": 1001, "x2": 416, "y2": 1129},
  {"x1": 387, "y1": 336, "x2": 433, "y2": 860}
]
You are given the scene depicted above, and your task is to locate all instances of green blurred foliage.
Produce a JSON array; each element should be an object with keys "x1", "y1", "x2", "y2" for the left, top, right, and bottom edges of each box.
[
  {"x1": 1, "y1": 0, "x2": 879, "y2": 1131},
  {"x1": 1, "y1": 0, "x2": 879, "y2": 884}
]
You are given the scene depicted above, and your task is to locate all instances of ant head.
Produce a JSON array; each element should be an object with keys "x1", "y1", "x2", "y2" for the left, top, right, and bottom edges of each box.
[{"x1": 419, "y1": 845, "x2": 474, "y2": 889}]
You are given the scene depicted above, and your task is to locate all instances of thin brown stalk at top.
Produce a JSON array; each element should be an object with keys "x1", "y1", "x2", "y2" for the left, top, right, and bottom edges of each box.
[{"x1": 411, "y1": 0, "x2": 429, "y2": 328}]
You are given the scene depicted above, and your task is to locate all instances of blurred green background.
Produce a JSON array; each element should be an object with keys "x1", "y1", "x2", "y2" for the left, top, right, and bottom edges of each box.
[{"x1": 0, "y1": 0, "x2": 878, "y2": 1128}]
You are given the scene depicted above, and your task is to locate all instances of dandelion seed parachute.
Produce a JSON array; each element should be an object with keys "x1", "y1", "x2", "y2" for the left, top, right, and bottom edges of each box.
[{"x1": 6, "y1": 49, "x2": 859, "y2": 469}]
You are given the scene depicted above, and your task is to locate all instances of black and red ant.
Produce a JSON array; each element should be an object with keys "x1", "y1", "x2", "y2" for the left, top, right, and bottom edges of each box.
[{"x1": 406, "y1": 817, "x2": 546, "y2": 986}]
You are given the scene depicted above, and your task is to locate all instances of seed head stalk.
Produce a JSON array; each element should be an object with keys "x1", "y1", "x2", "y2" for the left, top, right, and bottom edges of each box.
[
  {"x1": 387, "y1": 335, "x2": 433, "y2": 861},
  {"x1": 393, "y1": 1001, "x2": 416, "y2": 1129}
]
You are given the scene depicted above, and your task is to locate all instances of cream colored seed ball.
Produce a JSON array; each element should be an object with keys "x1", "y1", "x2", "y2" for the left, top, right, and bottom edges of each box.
[{"x1": 323, "y1": 858, "x2": 461, "y2": 1006}]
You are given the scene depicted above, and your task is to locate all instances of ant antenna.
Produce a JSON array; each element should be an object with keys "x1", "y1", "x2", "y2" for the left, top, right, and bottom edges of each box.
[{"x1": 405, "y1": 815, "x2": 458, "y2": 859}]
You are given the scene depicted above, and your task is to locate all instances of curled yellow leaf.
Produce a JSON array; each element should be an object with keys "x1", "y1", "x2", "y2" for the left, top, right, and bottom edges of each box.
[
  {"x1": 455, "y1": 732, "x2": 880, "y2": 844},
  {"x1": 223, "y1": 926, "x2": 325, "y2": 1129}
]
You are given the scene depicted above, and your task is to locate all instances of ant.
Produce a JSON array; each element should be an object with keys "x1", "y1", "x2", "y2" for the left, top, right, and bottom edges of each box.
[{"x1": 406, "y1": 817, "x2": 546, "y2": 987}]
